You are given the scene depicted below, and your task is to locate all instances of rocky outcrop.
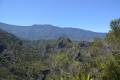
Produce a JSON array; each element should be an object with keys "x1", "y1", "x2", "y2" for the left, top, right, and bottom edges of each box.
[
  {"x1": 74, "y1": 52, "x2": 81, "y2": 61},
  {"x1": 57, "y1": 37, "x2": 72, "y2": 48}
]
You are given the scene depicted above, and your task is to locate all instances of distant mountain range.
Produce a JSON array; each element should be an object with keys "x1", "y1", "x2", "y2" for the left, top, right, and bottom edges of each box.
[{"x1": 0, "y1": 22, "x2": 106, "y2": 41}]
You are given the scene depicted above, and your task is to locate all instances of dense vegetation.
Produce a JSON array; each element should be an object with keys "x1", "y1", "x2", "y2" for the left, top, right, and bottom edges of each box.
[{"x1": 0, "y1": 19, "x2": 120, "y2": 80}]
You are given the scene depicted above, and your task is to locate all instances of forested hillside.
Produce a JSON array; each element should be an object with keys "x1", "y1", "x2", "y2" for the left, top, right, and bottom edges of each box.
[
  {"x1": 0, "y1": 22, "x2": 105, "y2": 41},
  {"x1": 0, "y1": 19, "x2": 120, "y2": 80}
]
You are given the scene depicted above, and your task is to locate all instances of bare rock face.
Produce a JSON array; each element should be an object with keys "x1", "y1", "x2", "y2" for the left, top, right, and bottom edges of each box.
[
  {"x1": 74, "y1": 52, "x2": 81, "y2": 61},
  {"x1": 57, "y1": 37, "x2": 72, "y2": 48},
  {"x1": 6, "y1": 51, "x2": 16, "y2": 62}
]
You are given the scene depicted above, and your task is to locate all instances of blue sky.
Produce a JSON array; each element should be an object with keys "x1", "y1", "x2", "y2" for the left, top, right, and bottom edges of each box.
[{"x1": 0, "y1": 0, "x2": 120, "y2": 32}]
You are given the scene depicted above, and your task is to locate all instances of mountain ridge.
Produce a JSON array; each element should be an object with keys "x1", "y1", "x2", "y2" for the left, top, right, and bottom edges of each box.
[{"x1": 0, "y1": 22, "x2": 106, "y2": 41}]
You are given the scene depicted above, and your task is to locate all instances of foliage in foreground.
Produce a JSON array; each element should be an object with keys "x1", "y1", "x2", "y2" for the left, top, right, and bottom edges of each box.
[{"x1": 0, "y1": 18, "x2": 120, "y2": 80}]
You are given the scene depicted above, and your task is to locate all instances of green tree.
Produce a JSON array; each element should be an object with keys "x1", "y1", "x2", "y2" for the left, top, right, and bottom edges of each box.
[
  {"x1": 89, "y1": 38, "x2": 104, "y2": 57},
  {"x1": 107, "y1": 18, "x2": 120, "y2": 49}
]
